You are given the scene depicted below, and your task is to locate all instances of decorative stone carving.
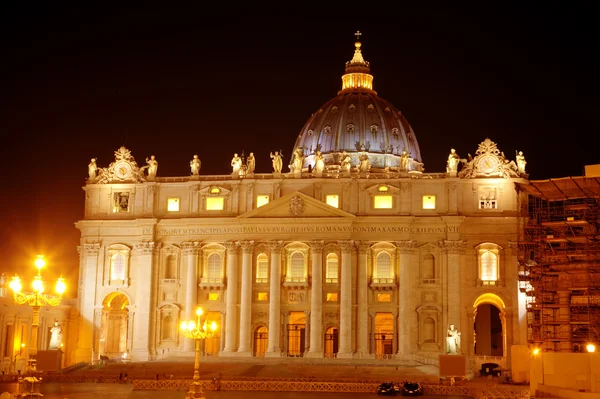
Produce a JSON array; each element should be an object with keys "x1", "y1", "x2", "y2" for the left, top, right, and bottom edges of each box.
[
  {"x1": 181, "y1": 242, "x2": 200, "y2": 255},
  {"x1": 396, "y1": 240, "x2": 418, "y2": 254},
  {"x1": 356, "y1": 241, "x2": 371, "y2": 254},
  {"x1": 268, "y1": 240, "x2": 284, "y2": 252},
  {"x1": 445, "y1": 181, "x2": 457, "y2": 191},
  {"x1": 458, "y1": 138, "x2": 520, "y2": 179},
  {"x1": 224, "y1": 241, "x2": 239, "y2": 253},
  {"x1": 400, "y1": 182, "x2": 411, "y2": 193},
  {"x1": 289, "y1": 195, "x2": 305, "y2": 216},
  {"x1": 239, "y1": 240, "x2": 255, "y2": 254},
  {"x1": 338, "y1": 240, "x2": 354, "y2": 252},
  {"x1": 439, "y1": 240, "x2": 466, "y2": 255},
  {"x1": 135, "y1": 241, "x2": 155, "y2": 255},
  {"x1": 446, "y1": 148, "x2": 460, "y2": 175},
  {"x1": 270, "y1": 151, "x2": 283, "y2": 173},
  {"x1": 190, "y1": 155, "x2": 201, "y2": 175},
  {"x1": 309, "y1": 240, "x2": 325, "y2": 253},
  {"x1": 83, "y1": 243, "x2": 101, "y2": 256}
]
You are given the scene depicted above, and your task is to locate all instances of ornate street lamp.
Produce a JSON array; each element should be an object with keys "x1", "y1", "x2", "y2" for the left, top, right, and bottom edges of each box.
[
  {"x1": 9, "y1": 255, "x2": 66, "y2": 359},
  {"x1": 180, "y1": 306, "x2": 217, "y2": 399}
]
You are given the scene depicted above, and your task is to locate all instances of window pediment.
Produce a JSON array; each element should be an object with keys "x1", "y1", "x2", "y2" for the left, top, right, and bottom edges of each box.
[{"x1": 365, "y1": 184, "x2": 400, "y2": 196}]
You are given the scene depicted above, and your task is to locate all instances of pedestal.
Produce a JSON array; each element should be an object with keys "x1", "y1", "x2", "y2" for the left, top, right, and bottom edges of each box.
[{"x1": 185, "y1": 382, "x2": 205, "y2": 399}]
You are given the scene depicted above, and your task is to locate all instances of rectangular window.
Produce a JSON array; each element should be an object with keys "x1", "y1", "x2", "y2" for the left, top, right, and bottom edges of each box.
[
  {"x1": 326, "y1": 194, "x2": 339, "y2": 208},
  {"x1": 257, "y1": 292, "x2": 268, "y2": 301},
  {"x1": 208, "y1": 293, "x2": 220, "y2": 301},
  {"x1": 479, "y1": 199, "x2": 497, "y2": 209},
  {"x1": 206, "y1": 197, "x2": 224, "y2": 210},
  {"x1": 377, "y1": 293, "x2": 391, "y2": 302},
  {"x1": 256, "y1": 195, "x2": 270, "y2": 208},
  {"x1": 422, "y1": 195, "x2": 436, "y2": 209},
  {"x1": 167, "y1": 197, "x2": 180, "y2": 212},
  {"x1": 374, "y1": 195, "x2": 393, "y2": 209},
  {"x1": 326, "y1": 293, "x2": 338, "y2": 302}
]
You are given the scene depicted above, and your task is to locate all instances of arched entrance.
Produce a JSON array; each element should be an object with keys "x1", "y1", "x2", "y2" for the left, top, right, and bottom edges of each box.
[
  {"x1": 286, "y1": 312, "x2": 306, "y2": 357},
  {"x1": 374, "y1": 312, "x2": 394, "y2": 359},
  {"x1": 100, "y1": 292, "x2": 130, "y2": 359},
  {"x1": 253, "y1": 326, "x2": 267, "y2": 357},
  {"x1": 473, "y1": 293, "x2": 507, "y2": 362},
  {"x1": 324, "y1": 326, "x2": 338, "y2": 358}
]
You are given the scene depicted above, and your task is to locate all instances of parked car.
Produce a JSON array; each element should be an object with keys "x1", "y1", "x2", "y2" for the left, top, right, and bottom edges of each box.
[
  {"x1": 400, "y1": 381, "x2": 423, "y2": 396},
  {"x1": 377, "y1": 381, "x2": 400, "y2": 396}
]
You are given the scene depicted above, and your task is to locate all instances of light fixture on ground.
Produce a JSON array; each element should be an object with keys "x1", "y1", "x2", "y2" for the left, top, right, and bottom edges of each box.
[
  {"x1": 9, "y1": 255, "x2": 66, "y2": 362},
  {"x1": 180, "y1": 306, "x2": 217, "y2": 399}
]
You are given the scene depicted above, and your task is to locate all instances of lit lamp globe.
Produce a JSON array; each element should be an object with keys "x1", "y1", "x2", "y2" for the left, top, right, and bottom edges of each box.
[{"x1": 587, "y1": 344, "x2": 596, "y2": 353}]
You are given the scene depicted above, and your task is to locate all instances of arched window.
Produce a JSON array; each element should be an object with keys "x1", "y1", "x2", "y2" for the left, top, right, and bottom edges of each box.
[
  {"x1": 165, "y1": 255, "x2": 176, "y2": 279},
  {"x1": 376, "y1": 252, "x2": 392, "y2": 279},
  {"x1": 422, "y1": 254, "x2": 435, "y2": 283},
  {"x1": 290, "y1": 252, "x2": 304, "y2": 279},
  {"x1": 111, "y1": 253, "x2": 126, "y2": 281},
  {"x1": 326, "y1": 253, "x2": 338, "y2": 283},
  {"x1": 477, "y1": 243, "x2": 501, "y2": 286},
  {"x1": 207, "y1": 253, "x2": 221, "y2": 281},
  {"x1": 256, "y1": 253, "x2": 269, "y2": 283}
]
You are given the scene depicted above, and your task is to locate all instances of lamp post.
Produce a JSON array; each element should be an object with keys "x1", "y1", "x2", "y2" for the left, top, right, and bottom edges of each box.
[
  {"x1": 180, "y1": 306, "x2": 217, "y2": 399},
  {"x1": 9, "y1": 255, "x2": 66, "y2": 360}
]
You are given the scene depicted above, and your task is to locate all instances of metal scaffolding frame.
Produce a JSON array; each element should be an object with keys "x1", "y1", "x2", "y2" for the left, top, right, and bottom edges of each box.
[{"x1": 516, "y1": 177, "x2": 600, "y2": 352}]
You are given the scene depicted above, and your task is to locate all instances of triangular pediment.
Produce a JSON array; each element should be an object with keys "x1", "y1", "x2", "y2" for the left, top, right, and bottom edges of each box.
[{"x1": 238, "y1": 191, "x2": 355, "y2": 219}]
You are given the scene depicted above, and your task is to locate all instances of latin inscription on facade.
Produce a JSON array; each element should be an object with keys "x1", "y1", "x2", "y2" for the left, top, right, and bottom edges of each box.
[{"x1": 143, "y1": 225, "x2": 459, "y2": 236}]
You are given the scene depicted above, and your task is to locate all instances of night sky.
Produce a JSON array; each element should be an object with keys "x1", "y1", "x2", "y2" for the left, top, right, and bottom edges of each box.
[{"x1": 1, "y1": 5, "x2": 597, "y2": 289}]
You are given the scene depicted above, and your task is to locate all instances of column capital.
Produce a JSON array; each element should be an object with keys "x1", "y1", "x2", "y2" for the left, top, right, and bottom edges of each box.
[
  {"x1": 239, "y1": 240, "x2": 255, "y2": 254},
  {"x1": 225, "y1": 241, "x2": 239, "y2": 254},
  {"x1": 268, "y1": 240, "x2": 284, "y2": 251},
  {"x1": 82, "y1": 243, "x2": 101, "y2": 256},
  {"x1": 338, "y1": 240, "x2": 354, "y2": 252},
  {"x1": 396, "y1": 240, "x2": 418, "y2": 254},
  {"x1": 439, "y1": 239, "x2": 466, "y2": 255},
  {"x1": 134, "y1": 241, "x2": 155, "y2": 255},
  {"x1": 356, "y1": 241, "x2": 371, "y2": 254},
  {"x1": 181, "y1": 241, "x2": 201, "y2": 255},
  {"x1": 309, "y1": 240, "x2": 325, "y2": 253}
]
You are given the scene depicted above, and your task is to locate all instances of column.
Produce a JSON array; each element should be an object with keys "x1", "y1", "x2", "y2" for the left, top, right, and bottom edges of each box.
[
  {"x1": 392, "y1": 311, "x2": 398, "y2": 354},
  {"x1": 130, "y1": 242, "x2": 154, "y2": 361},
  {"x1": 337, "y1": 240, "x2": 354, "y2": 358},
  {"x1": 222, "y1": 241, "x2": 239, "y2": 354},
  {"x1": 265, "y1": 241, "x2": 283, "y2": 357},
  {"x1": 356, "y1": 242, "x2": 370, "y2": 357},
  {"x1": 397, "y1": 240, "x2": 417, "y2": 357},
  {"x1": 182, "y1": 242, "x2": 200, "y2": 352},
  {"x1": 441, "y1": 240, "x2": 466, "y2": 337},
  {"x1": 75, "y1": 243, "x2": 100, "y2": 363},
  {"x1": 237, "y1": 240, "x2": 254, "y2": 356},
  {"x1": 370, "y1": 312, "x2": 376, "y2": 354},
  {"x1": 307, "y1": 241, "x2": 324, "y2": 358}
]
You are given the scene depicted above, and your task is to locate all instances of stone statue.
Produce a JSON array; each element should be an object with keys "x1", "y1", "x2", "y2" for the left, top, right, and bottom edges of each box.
[
  {"x1": 231, "y1": 153, "x2": 242, "y2": 175},
  {"x1": 359, "y1": 151, "x2": 370, "y2": 172},
  {"x1": 313, "y1": 150, "x2": 325, "y2": 174},
  {"x1": 400, "y1": 151, "x2": 410, "y2": 171},
  {"x1": 516, "y1": 150, "x2": 527, "y2": 174},
  {"x1": 246, "y1": 152, "x2": 256, "y2": 174},
  {"x1": 446, "y1": 148, "x2": 460, "y2": 174},
  {"x1": 88, "y1": 158, "x2": 98, "y2": 180},
  {"x1": 49, "y1": 320, "x2": 63, "y2": 350},
  {"x1": 340, "y1": 151, "x2": 351, "y2": 173},
  {"x1": 290, "y1": 148, "x2": 304, "y2": 173},
  {"x1": 270, "y1": 151, "x2": 283, "y2": 173},
  {"x1": 190, "y1": 155, "x2": 201, "y2": 175},
  {"x1": 446, "y1": 324, "x2": 461, "y2": 354},
  {"x1": 145, "y1": 155, "x2": 158, "y2": 178}
]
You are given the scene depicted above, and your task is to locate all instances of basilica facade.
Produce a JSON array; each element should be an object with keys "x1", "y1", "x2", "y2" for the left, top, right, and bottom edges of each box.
[{"x1": 72, "y1": 35, "x2": 530, "y2": 373}]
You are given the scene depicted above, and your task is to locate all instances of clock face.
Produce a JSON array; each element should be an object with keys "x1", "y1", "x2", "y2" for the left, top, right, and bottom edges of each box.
[
  {"x1": 114, "y1": 161, "x2": 133, "y2": 179},
  {"x1": 477, "y1": 155, "x2": 499, "y2": 174}
]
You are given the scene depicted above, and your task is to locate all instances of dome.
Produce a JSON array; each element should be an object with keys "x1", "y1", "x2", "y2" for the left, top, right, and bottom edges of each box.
[{"x1": 291, "y1": 33, "x2": 422, "y2": 172}]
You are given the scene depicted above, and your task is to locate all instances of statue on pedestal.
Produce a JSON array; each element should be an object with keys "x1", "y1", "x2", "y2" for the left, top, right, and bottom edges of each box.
[
  {"x1": 231, "y1": 153, "x2": 242, "y2": 176},
  {"x1": 270, "y1": 151, "x2": 283, "y2": 173},
  {"x1": 400, "y1": 151, "x2": 410, "y2": 172},
  {"x1": 290, "y1": 148, "x2": 304, "y2": 173},
  {"x1": 145, "y1": 155, "x2": 158, "y2": 178},
  {"x1": 246, "y1": 152, "x2": 256, "y2": 174},
  {"x1": 446, "y1": 324, "x2": 461, "y2": 354},
  {"x1": 359, "y1": 151, "x2": 370, "y2": 173},
  {"x1": 88, "y1": 158, "x2": 98, "y2": 180},
  {"x1": 516, "y1": 150, "x2": 527, "y2": 174},
  {"x1": 446, "y1": 148, "x2": 460, "y2": 174},
  {"x1": 190, "y1": 155, "x2": 201, "y2": 175},
  {"x1": 313, "y1": 151, "x2": 325, "y2": 174},
  {"x1": 49, "y1": 321, "x2": 63, "y2": 350},
  {"x1": 340, "y1": 151, "x2": 351, "y2": 174}
]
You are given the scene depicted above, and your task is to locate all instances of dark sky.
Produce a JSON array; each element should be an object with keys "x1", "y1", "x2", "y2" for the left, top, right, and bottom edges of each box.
[{"x1": 0, "y1": 5, "x2": 597, "y2": 289}]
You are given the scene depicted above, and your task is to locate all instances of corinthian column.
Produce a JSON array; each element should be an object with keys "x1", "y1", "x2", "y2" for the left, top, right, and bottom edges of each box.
[
  {"x1": 337, "y1": 240, "x2": 354, "y2": 358},
  {"x1": 440, "y1": 240, "x2": 466, "y2": 335},
  {"x1": 131, "y1": 242, "x2": 155, "y2": 361},
  {"x1": 397, "y1": 240, "x2": 417, "y2": 357},
  {"x1": 265, "y1": 241, "x2": 283, "y2": 357},
  {"x1": 356, "y1": 242, "x2": 370, "y2": 357},
  {"x1": 237, "y1": 241, "x2": 254, "y2": 356},
  {"x1": 307, "y1": 241, "x2": 324, "y2": 358},
  {"x1": 182, "y1": 242, "x2": 200, "y2": 352},
  {"x1": 223, "y1": 241, "x2": 239, "y2": 354}
]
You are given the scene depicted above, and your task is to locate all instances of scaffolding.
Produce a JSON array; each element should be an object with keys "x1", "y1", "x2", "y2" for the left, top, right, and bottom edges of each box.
[{"x1": 516, "y1": 177, "x2": 600, "y2": 352}]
